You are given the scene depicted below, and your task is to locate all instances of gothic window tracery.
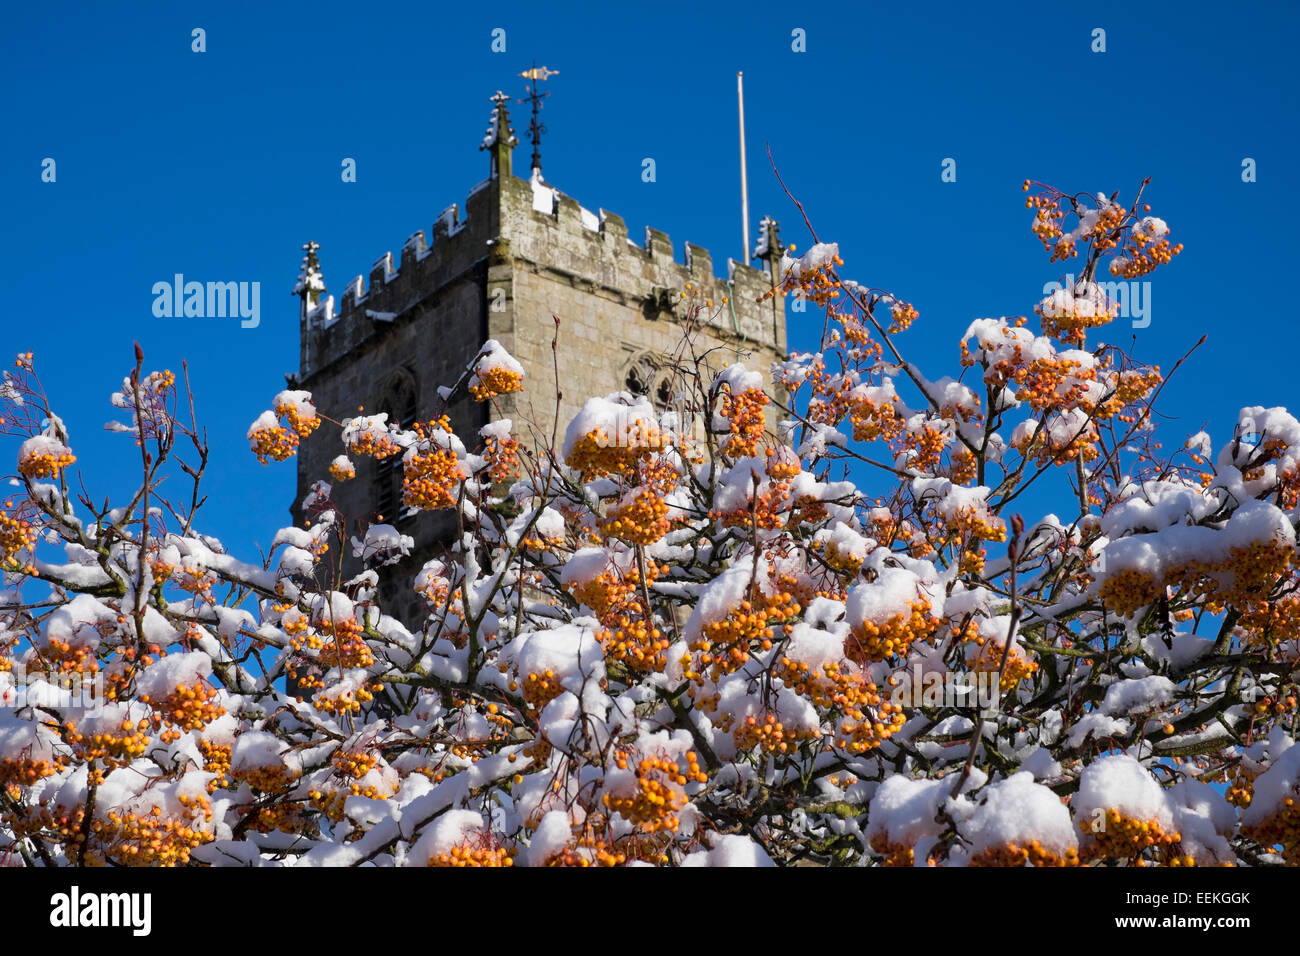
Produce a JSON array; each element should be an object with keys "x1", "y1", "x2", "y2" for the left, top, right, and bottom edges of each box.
[{"x1": 623, "y1": 351, "x2": 675, "y2": 411}]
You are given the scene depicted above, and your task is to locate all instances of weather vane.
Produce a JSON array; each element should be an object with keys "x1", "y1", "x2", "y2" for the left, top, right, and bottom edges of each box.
[{"x1": 518, "y1": 63, "x2": 558, "y2": 177}]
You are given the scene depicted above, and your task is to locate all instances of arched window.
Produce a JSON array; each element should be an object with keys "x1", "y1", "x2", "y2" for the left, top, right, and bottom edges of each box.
[
  {"x1": 623, "y1": 351, "x2": 675, "y2": 412},
  {"x1": 375, "y1": 370, "x2": 418, "y2": 525}
]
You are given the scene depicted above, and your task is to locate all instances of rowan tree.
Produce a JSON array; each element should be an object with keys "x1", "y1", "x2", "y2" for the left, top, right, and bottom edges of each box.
[{"x1": 2, "y1": 179, "x2": 1297, "y2": 868}]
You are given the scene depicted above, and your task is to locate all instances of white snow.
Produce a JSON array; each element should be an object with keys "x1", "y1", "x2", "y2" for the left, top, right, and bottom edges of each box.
[{"x1": 1073, "y1": 754, "x2": 1174, "y2": 831}]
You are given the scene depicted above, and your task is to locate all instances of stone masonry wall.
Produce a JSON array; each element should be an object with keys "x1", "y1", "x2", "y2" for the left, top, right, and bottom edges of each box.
[
  {"x1": 489, "y1": 171, "x2": 787, "y2": 450},
  {"x1": 293, "y1": 128, "x2": 787, "y2": 623}
]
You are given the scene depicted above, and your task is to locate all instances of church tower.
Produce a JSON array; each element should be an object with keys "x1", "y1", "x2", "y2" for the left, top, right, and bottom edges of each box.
[{"x1": 289, "y1": 89, "x2": 788, "y2": 621}]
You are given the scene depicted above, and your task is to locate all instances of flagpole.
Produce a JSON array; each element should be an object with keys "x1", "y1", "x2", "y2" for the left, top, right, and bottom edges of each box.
[{"x1": 738, "y1": 71, "x2": 750, "y2": 267}]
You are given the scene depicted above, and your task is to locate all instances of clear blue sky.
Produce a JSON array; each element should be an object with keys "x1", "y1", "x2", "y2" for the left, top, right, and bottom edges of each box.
[{"x1": 3, "y1": 0, "x2": 1296, "y2": 559}]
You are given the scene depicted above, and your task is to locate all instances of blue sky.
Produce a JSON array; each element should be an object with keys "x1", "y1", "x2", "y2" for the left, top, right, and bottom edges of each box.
[{"x1": 2, "y1": 0, "x2": 1297, "y2": 559}]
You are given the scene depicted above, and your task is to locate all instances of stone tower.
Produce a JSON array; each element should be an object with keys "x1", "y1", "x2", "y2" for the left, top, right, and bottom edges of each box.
[{"x1": 289, "y1": 90, "x2": 788, "y2": 621}]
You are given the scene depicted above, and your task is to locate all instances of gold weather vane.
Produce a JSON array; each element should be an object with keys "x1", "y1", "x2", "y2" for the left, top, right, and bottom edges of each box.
[
  {"x1": 520, "y1": 66, "x2": 559, "y2": 82},
  {"x1": 518, "y1": 64, "x2": 558, "y2": 177}
]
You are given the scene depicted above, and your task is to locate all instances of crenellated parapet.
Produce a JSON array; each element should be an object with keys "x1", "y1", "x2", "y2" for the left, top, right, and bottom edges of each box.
[
  {"x1": 296, "y1": 88, "x2": 786, "y2": 389},
  {"x1": 297, "y1": 179, "x2": 500, "y2": 380},
  {"x1": 498, "y1": 168, "x2": 784, "y2": 352}
]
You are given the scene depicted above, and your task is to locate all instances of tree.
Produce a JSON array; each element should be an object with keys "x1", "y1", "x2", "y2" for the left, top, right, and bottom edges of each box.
[{"x1": 1, "y1": 179, "x2": 1297, "y2": 868}]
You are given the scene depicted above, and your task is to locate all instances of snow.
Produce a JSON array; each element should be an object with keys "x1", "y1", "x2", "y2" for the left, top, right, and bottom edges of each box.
[
  {"x1": 1099, "y1": 478, "x2": 1218, "y2": 537},
  {"x1": 0, "y1": 713, "x2": 62, "y2": 765},
  {"x1": 370, "y1": 253, "x2": 395, "y2": 282},
  {"x1": 341, "y1": 414, "x2": 395, "y2": 448},
  {"x1": 1065, "y1": 712, "x2": 1131, "y2": 749},
  {"x1": 1073, "y1": 754, "x2": 1174, "y2": 830},
  {"x1": 1020, "y1": 748, "x2": 1062, "y2": 780},
  {"x1": 1101, "y1": 675, "x2": 1175, "y2": 716},
  {"x1": 525, "y1": 810, "x2": 573, "y2": 866},
  {"x1": 845, "y1": 565, "x2": 935, "y2": 629},
  {"x1": 960, "y1": 318, "x2": 1058, "y2": 378},
  {"x1": 530, "y1": 171, "x2": 556, "y2": 215},
  {"x1": 1241, "y1": 741, "x2": 1300, "y2": 829},
  {"x1": 246, "y1": 409, "x2": 280, "y2": 438},
  {"x1": 272, "y1": 390, "x2": 316, "y2": 424},
  {"x1": 713, "y1": 364, "x2": 763, "y2": 395},
  {"x1": 1096, "y1": 498, "x2": 1295, "y2": 580},
  {"x1": 1135, "y1": 216, "x2": 1169, "y2": 240},
  {"x1": 866, "y1": 771, "x2": 984, "y2": 862},
  {"x1": 560, "y1": 546, "x2": 632, "y2": 591},
  {"x1": 351, "y1": 524, "x2": 414, "y2": 566},
  {"x1": 1185, "y1": 430, "x2": 1212, "y2": 458},
  {"x1": 683, "y1": 562, "x2": 765, "y2": 643},
  {"x1": 560, "y1": 395, "x2": 664, "y2": 462},
  {"x1": 962, "y1": 772, "x2": 1077, "y2": 858},
  {"x1": 1139, "y1": 631, "x2": 1212, "y2": 670},
  {"x1": 231, "y1": 730, "x2": 300, "y2": 776},
  {"x1": 135, "y1": 651, "x2": 213, "y2": 699},
  {"x1": 911, "y1": 478, "x2": 1003, "y2": 538},
  {"x1": 42, "y1": 593, "x2": 117, "y2": 648},
  {"x1": 501, "y1": 623, "x2": 603, "y2": 694},
  {"x1": 470, "y1": 340, "x2": 524, "y2": 390},
  {"x1": 18, "y1": 433, "x2": 72, "y2": 467},
  {"x1": 779, "y1": 242, "x2": 839, "y2": 280},
  {"x1": 1167, "y1": 778, "x2": 1235, "y2": 864},
  {"x1": 412, "y1": 809, "x2": 494, "y2": 864},
  {"x1": 435, "y1": 205, "x2": 459, "y2": 235},
  {"x1": 681, "y1": 833, "x2": 775, "y2": 867},
  {"x1": 752, "y1": 215, "x2": 776, "y2": 259},
  {"x1": 813, "y1": 522, "x2": 872, "y2": 568},
  {"x1": 532, "y1": 507, "x2": 565, "y2": 540},
  {"x1": 1037, "y1": 279, "x2": 1114, "y2": 321},
  {"x1": 480, "y1": 419, "x2": 513, "y2": 442},
  {"x1": 782, "y1": 602, "x2": 849, "y2": 671}
]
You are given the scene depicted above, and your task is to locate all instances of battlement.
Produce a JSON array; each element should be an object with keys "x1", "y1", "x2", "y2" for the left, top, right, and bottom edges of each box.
[
  {"x1": 499, "y1": 171, "x2": 782, "y2": 349},
  {"x1": 290, "y1": 89, "x2": 791, "y2": 623},
  {"x1": 296, "y1": 90, "x2": 786, "y2": 385}
]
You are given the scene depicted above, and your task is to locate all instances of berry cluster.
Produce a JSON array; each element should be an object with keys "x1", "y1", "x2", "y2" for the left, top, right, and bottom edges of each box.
[
  {"x1": 602, "y1": 751, "x2": 704, "y2": 834},
  {"x1": 716, "y1": 386, "x2": 769, "y2": 460},
  {"x1": 970, "y1": 840, "x2": 1079, "y2": 867},
  {"x1": 328, "y1": 456, "x2": 355, "y2": 481},
  {"x1": 690, "y1": 590, "x2": 800, "y2": 679},
  {"x1": 273, "y1": 397, "x2": 319, "y2": 438},
  {"x1": 0, "y1": 507, "x2": 38, "y2": 567},
  {"x1": 763, "y1": 246, "x2": 845, "y2": 306},
  {"x1": 17, "y1": 439, "x2": 76, "y2": 480},
  {"x1": 482, "y1": 430, "x2": 519, "y2": 483},
  {"x1": 1079, "y1": 809, "x2": 1181, "y2": 862},
  {"x1": 248, "y1": 421, "x2": 299, "y2": 464},
  {"x1": 95, "y1": 801, "x2": 213, "y2": 867},
  {"x1": 0, "y1": 754, "x2": 66, "y2": 788},
  {"x1": 429, "y1": 838, "x2": 515, "y2": 867},
  {"x1": 847, "y1": 600, "x2": 939, "y2": 665},
  {"x1": 733, "y1": 711, "x2": 816, "y2": 755},
  {"x1": 778, "y1": 657, "x2": 904, "y2": 753},
  {"x1": 565, "y1": 422, "x2": 666, "y2": 481},
  {"x1": 469, "y1": 365, "x2": 524, "y2": 402},
  {"x1": 601, "y1": 488, "x2": 671, "y2": 545},
  {"x1": 140, "y1": 679, "x2": 226, "y2": 732}
]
